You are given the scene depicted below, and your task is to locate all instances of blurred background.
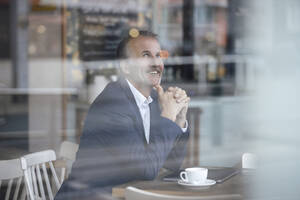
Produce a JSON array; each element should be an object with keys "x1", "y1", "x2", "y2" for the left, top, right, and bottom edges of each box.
[{"x1": 0, "y1": 0, "x2": 299, "y2": 199}]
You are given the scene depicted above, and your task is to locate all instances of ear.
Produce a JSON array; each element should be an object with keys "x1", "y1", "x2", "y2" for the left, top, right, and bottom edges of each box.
[{"x1": 120, "y1": 60, "x2": 130, "y2": 75}]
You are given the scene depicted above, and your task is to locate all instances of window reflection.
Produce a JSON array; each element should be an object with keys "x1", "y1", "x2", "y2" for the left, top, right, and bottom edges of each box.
[{"x1": 0, "y1": 0, "x2": 299, "y2": 199}]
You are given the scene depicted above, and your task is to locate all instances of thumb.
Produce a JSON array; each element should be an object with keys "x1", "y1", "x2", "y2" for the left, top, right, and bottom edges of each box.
[{"x1": 154, "y1": 85, "x2": 164, "y2": 97}]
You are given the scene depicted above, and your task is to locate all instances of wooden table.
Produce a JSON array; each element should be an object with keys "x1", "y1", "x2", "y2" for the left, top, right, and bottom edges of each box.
[{"x1": 112, "y1": 169, "x2": 254, "y2": 199}]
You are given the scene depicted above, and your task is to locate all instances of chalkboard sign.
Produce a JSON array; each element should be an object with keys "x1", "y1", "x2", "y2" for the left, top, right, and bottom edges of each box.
[
  {"x1": 0, "y1": 5, "x2": 10, "y2": 58},
  {"x1": 78, "y1": 0, "x2": 141, "y2": 61}
]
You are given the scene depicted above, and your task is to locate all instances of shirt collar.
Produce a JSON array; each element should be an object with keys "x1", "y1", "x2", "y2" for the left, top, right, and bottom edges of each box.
[{"x1": 126, "y1": 79, "x2": 153, "y2": 107}]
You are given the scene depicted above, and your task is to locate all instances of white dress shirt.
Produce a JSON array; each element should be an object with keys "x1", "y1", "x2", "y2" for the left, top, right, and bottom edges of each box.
[{"x1": 127, "y1": 80, "x2": 187, "y2": 144}]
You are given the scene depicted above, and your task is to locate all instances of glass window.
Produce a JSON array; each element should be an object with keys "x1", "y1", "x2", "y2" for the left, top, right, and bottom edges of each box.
[{"x1": 1, "y1": 0, "x2": 300, "y2": 199}]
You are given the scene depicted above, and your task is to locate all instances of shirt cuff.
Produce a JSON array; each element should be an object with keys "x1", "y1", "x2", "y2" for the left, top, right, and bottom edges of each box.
[{"x1": 181, "y1": 120, "x2": 188, "y2": 133}]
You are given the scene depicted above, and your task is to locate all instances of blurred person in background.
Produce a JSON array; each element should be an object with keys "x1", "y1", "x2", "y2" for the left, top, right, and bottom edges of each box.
[{"x1": 55, "y1": 30, "x2": 190, "y2": 199}]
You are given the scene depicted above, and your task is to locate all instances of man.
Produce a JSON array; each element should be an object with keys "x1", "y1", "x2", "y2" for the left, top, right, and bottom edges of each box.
[{"x1": 55, "y1": 30, "x2": 190, "y2": 199}]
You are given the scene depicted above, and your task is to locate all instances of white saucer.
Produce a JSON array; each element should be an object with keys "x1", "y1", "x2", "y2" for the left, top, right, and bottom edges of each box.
[{"x1": 178, "y1": 179, "x2": 216, "y2": 187}]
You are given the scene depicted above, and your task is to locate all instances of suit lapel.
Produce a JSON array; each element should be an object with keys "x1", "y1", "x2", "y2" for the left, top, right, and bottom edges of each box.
[
  {"x1": 149, "y1": 92, "x2": 160, "y2": 144},
  {"x1": 118, "y1": 78, "x2": 146, "y2": 141}
]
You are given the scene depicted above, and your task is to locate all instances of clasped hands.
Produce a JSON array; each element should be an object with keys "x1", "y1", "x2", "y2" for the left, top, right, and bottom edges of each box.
[{"x1": 155, "y1": 85, "x2": 190, "y2": 128}]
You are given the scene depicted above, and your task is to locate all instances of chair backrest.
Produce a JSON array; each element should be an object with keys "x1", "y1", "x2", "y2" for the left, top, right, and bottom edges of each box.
[
  {"x1": 125, "y1": 186, "x2": 242, "y2": 200},
  {"x1": 242, "y1": 153, "x2": 257, "y2": 169},
  {"x1": 21, "y1": 150, "x2": 61, "y2": 200},
  {"x1": 59, "y1": 141, "x2": 79, "y2": 161},
  {"x1": 0, "y1": 158, "x2": 27, "y2": 200},
  {"x1": 58, "y1": 141, "x2": 79, "y2": 182}
]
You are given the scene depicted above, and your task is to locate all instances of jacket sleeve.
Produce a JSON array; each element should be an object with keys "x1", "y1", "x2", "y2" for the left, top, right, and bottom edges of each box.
[
  {"x1": 162, "y1": 128, "x2": 190, "y2": 172},
  {"x1": 149, "y1": 94, "x2": 190, "y2": 173}
]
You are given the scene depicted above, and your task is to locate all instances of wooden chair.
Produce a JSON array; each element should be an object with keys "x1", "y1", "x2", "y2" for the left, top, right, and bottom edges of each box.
[
  {"x1": 58, "y1": 141, "x2": 79, "y2": 183},
  {"x1": 0, "y1": 158, "x2": 27, "y2": 200},
  {"x1": 21, "y1": 150, "x2": 62, "y2": 200},
  {"x1": 125, "y1": 186, "x2": 242, "y2": 200}
]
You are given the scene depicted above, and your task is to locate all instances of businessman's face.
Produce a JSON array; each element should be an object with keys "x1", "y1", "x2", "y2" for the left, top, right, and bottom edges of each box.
[{"x1": 124, "y1": 36, "x2": 164, "y2": 89}]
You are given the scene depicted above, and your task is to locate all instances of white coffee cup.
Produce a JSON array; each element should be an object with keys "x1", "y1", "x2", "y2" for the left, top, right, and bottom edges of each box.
[{"x1": 180, "y1": 167, "x2": 208, "y2": 184}]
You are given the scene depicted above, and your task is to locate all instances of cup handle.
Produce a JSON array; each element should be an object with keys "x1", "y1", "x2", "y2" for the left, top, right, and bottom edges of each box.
[{"x1": 180, "y1": 171, "x2": 188, "y2": 182}]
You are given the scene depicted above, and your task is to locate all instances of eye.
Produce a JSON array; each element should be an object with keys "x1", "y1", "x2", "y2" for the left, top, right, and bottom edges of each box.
[{"x1": 142, "y1": 53, "x2": 151, "y2": 58}]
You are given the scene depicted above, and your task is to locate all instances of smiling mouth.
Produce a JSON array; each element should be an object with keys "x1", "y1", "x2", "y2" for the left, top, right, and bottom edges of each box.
[{"x1": 148, "y1": 70, "x2": 161, "y2": 75}]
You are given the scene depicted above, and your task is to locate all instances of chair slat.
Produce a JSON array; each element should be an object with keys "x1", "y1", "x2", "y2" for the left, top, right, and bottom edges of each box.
[
  {"x1": 42, "y1": 163, "x2": 54, "y2": 200},
  {"x1": 0, "y1": 180, "x2": 2, "y2": 189},
  {"x1": 31, "y1": 166, "x2": 39, "y2": 198},
  {"x1": 60, "y1": 168, "x2": 65, "y2": 184},
  {"x1": 24, "y1": 165, "x2": 35, "y2": 200},
  {"x1": 20, "y1": 186, "x2": 27, "y2": 200},
  {"x1": 13, "y1": 176, "x2": 22, "y2": 200},
  {"x1": 36, "y1": 164, "x2": 46, "y2": 200},
  {"x1": 27, "y1": 167, "x2": 33, "y2": 190},
  {"x1": 49, "y1": 161, "x2": 61, "y2": 189},
  {"x1": 5, "y1": 179, "x2": 13, "y2": 200}
]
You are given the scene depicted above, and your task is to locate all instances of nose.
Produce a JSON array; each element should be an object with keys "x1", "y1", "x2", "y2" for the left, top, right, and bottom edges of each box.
[
  {"x1": 152, "y1": 57, "x2": 163, "y2": 67},
  {"x1": 151, "y1": 58, "x2": 163, "y2": 73}
]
